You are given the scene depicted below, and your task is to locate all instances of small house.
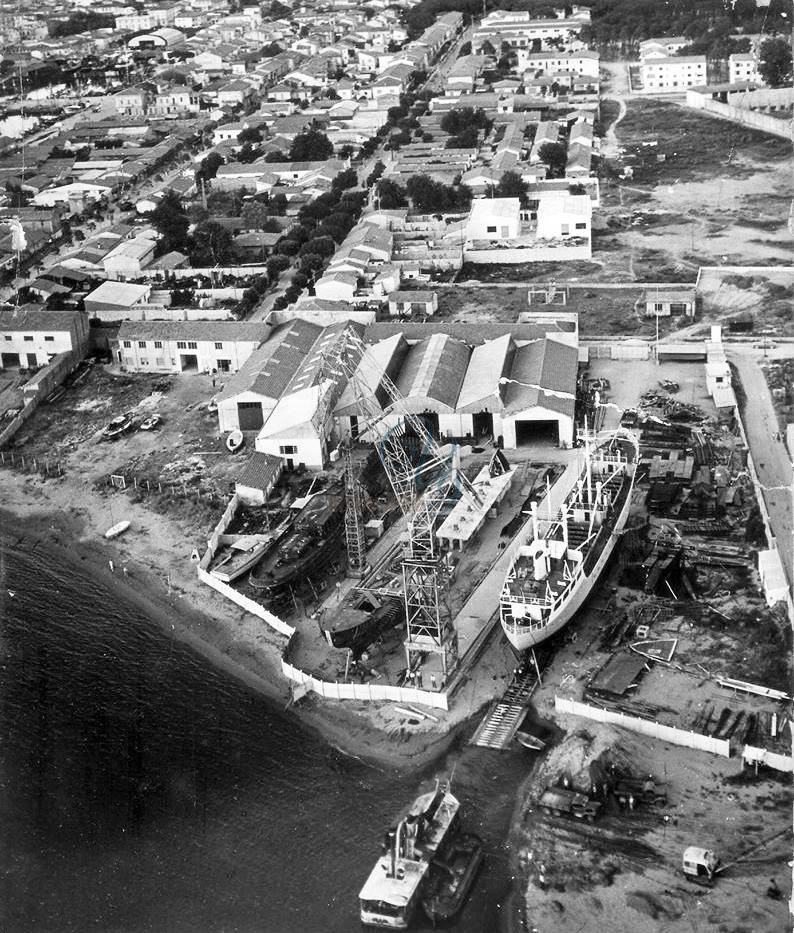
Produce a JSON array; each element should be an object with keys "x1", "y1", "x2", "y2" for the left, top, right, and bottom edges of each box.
[
  {"x1": 234, "y1": 452, "x2": 284, "y2": 506},
  {"x1": 387, "y1": 290, "x2": 438, "y2": 317},
  {"x1": 639, "y1": 288, "x2": 696, "y2": 318}
]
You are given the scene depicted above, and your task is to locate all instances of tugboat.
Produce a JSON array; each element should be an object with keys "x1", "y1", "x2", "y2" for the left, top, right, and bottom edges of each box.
[
  {"x1": 421, "y1": 833, "x2": 484, "y2": 923},
  {"x1": 500, "y1": 428, "x2": 638, "y2": 651},
  {"x1": 359, "y1": 780, "x2": 460, "y2": 929}
]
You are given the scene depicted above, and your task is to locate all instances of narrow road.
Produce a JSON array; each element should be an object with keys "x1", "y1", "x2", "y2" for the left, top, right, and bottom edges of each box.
[
  {"x1": 600, "y1": 61, "x2": 629, "y2": 160},
  {"x1": 728, "y1": 348, "x2": 793, "y2": 588}
]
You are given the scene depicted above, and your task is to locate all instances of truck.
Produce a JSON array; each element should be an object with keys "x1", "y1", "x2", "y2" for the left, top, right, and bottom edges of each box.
[
  {"x1": 538, "y1": 787, "x2": 601, "y2": 823},
  {"x1": 682, "y1": 847, "x2": 722, "y2": 886},
  {"x1": 612, "y1": 776, "x2": 668, "y2": 809}
]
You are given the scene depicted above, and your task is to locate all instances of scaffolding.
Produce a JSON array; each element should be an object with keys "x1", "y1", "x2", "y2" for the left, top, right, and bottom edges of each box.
[{"x1": 342, "y1": 440, "x2": 367, "y2": 577}]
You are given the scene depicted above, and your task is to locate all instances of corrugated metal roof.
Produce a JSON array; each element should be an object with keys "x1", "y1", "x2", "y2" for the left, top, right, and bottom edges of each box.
[
  {"x1": 502, "y1": 337, "x2": 577, "y2": 418},
  {"x1": 457, "y1": 334, "x2": 515, "y2": 412},
  {"x1": 396, "y1": 333, "x2": 471, "y2": 412}
]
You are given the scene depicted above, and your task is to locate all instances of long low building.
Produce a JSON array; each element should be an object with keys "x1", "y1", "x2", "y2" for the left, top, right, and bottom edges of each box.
[{"x1": 113, "y1": 321, "x2": 271, "y2": 373}]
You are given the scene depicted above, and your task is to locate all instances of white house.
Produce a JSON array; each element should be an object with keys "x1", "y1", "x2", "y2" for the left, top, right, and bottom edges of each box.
[
  {"x1": 729, "y1": 53, "x2": 762, "y2": 85},
  {"x1": 517, "y1": 49, "x2": 599, "y2": 77},
  {"x1": 102, "y1": 236, "x2": 156, "y2": 279},
  {"x1": 639, "y1": 36, "x2": 689, "y2": 61},
  {"x1": 535, "y1": 193, "x2": 591, "y2": 241},
  {"x1": 466, "y1": 198, "x2": 521, "y2": 241},
  {"x1": 640, "y1": 56, "x2": 706, "y2": 91},
  {"x1": 115, "y1": 322, "x2": 269, "y2": 373},
  {"x1": 0, "y1": 307, "x2": 89, "y2": 369},
  {"x1": 84, "y1": 281, "x2": 152, "y2": 319}
]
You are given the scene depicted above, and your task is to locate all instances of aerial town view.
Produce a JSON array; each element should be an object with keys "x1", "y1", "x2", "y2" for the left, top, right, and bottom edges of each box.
[{"x1": 0, "y1": 0, "x2": 793, "y2": 930}]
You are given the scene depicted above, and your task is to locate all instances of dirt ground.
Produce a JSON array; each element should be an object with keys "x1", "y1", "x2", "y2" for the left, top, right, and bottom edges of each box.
[
  {"x1": 507, "y1": 355, "x2": 792, "y2": 933},
  {"x1": 435, "y1": 283, "x2": 688, "y2": 337},
  {"x1": 595, "y1": 99, "x2": 793, "y2": 282}
]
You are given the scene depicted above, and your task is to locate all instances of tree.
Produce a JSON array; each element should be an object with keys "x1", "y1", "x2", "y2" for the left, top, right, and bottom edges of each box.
[
  {"x1": 264, "y1": 149, "x2": 288, "y2": 162},
  {"x1": 332, "y1": 167, "x2": 358, "y2": 191},
  {"x1": 238, "y1": 125, "x2": 263, "y2": 144},
  {"x1": 446, "y1": 126, "x2": 478, "y2": 148},
  {"x1": 275, "y1": 238, "x2": 300, "y2": 256},
  {"x1": 268, "y1": 192, "x2": 287, "y2": 215},
  {"x1": 196, "y1": 151, "x2": 224, "y2": 184},
  {"x1": 299, "y1": 235, "x2": 335, "y2": 257},
  {"x1": 291, "y1": 272, "x2": 309, "y2": 290},
  {"x1": 366, "y1": 160, "x2": 386, "y2": 187},
  {"x1": 538, "y1": 141, "x2": 567, "y2": 179},
  {"x1": 188, "y1": 221, "x2": 234, "y2": 266},
  {"x1": 267, "y1": 254, "x2": 291, "y2": 277},
  {"x1": 457, "y1": 41, "x2": 472, "y2": 57},
  {"x1": 237, "y1": 142, "x2": 261, "y2": 163},
  {"x1": 405, "y1": 175, "x2": 469, "y2": 213},
  {"x1": 289, "y1": 129, "x2": 333, "y2": 162},
  {"x1": 150, "y1": 191, "x2": 189, "y2": 254},
  {"x1": 759, "y1": 38, "x2": 792, "y2": 88},
  {"x1": 376, "y1": 178, "x2": 407, "y2": 209},
  {"x1": 264, "y1": 1, "x2": 290, "y2": 19},
  {"x1": 440, "y1": 107, "x2": 490, "y2": 136},
  {"x1": 495, "y1": 170, "x2": 528, "y2": 203},
  {"x1": 241, "y1": 200, "x2": 270, "y2": 230},
  {"x1": 299, "y1": 252, "x2": 325, "y2": 273}
]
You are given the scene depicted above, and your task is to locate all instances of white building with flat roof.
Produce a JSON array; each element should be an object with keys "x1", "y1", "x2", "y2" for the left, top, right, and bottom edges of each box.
[
  {"x1": 640, "y1": 56, "x2": 706, "y2": 91},
  {"x1": 729, "y1": 53, "x2": 762, "y2": 85}
]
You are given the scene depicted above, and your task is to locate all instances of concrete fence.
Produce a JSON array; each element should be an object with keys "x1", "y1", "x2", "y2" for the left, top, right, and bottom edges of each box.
[
  {"x1": 686, "y1": 96, "x2": 790, "y2": 140},
  {"x1": 197, "y1": 566, "x2": 296, "y2": 637},
  {"x1": 555, "y1": 695, "x2": 731, "y2": 757},
  {"x1": 464, "y1": 244, "x2": 592, "y2": 264},
  {"x1": 742, "y1": 745, "x2": 794, "y2": 774},
  {"x1": 281, "y1": 658, "x2": 450, "y2": 710}
]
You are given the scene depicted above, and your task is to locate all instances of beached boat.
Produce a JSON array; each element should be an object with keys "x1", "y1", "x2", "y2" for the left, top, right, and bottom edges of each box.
[
  {"x1": 139, "y1": 414, "x2": 161, "y2": 431},
  {"x1": 102, "y1": 413, "x2": 134, "y2": 440},
  {"x1": 359, "y1": 780, "x2": 461, "y2": 930},
  {"x1": 249, "y1": 482, "x2": 344, "y2": 605},
  {"x1": 209, "y1": 536, "x2": 269, "y2": 583},
  {"x1": 421, "y1": 833, "x2": 484, "y2": 923},
  {"x1": 226, "y1": 429, "x2": 244, "y2": 453},
  {"x1": 105, "y1": 520, "x2": 130, "y2": 540},
  {"x1": 500, "y1": 429, "x2": 638, "y2": 652}
]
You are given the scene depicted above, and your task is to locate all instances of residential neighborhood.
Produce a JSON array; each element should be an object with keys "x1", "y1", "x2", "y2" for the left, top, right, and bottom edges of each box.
[{"x1": 1, "y1": 1, "x2": 792, "y2": 932}]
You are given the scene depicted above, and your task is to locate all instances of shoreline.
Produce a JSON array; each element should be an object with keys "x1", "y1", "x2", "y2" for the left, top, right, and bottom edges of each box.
[{"x1": 0, "y1": 471, "x2": 465, "y2": 772}]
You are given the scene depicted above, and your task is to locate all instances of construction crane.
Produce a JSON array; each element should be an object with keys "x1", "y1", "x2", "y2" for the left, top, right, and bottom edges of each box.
[{"x1": 329, "y1": 328, "x2": 481, "y2": 683}]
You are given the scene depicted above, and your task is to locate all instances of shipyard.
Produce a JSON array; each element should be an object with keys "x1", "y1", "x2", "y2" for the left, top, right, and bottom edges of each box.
[{"x1": 1, "y1": 0, "x2": 792, "y2": 930}]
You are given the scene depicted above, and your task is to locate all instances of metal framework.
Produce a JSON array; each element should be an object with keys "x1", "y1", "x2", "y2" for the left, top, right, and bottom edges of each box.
[
  {"x1": 342, "y1": 439, "x2": 367, "y2": 577},
  {"x1": 333, "y1": 330, "x2": 481, "y2": 683}
]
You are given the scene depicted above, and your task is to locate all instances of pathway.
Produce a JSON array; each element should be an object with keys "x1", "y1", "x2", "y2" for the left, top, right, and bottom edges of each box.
[
  {"x1": 728, "y1": 348, "x2": 793, "y2": 588},
  {"x1": 600, "y1": 61, "x2": 630, "y2": 161}
]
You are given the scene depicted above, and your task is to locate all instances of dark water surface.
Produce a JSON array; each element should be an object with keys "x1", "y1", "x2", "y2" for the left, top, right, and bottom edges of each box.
[{"x1": 0, "y1": 536, "x2": 529, "y2": 933}]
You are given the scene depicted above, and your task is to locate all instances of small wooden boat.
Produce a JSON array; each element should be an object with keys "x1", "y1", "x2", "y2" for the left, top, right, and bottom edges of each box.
[
  {"x1": 105, "y1": 520, "x2": 131, "y2": 540},
  {"x1": 102, "y1": 413, "x2": 134, "y2": 440},
  {"x1": 139, "y1": 414, "x2": 161, "y2": 431},
  {"x1": 514, "y1": 709, "x2": 549, "y2": 751},
  {"x1": 210, "y1": 536, "x2": 269, "y2": 583},
  {"x1": 226, "y1": 429, "x2": 244, "y2": 453},
  {"x1": 421, "y1": 833, "x2": 484, "y2": 923}
]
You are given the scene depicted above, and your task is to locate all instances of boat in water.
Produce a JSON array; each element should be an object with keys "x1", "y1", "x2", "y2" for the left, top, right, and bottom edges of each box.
[
  {"x1": 209, "y1": 536, "x2": 269, "y2": 583},
  {"x1": 421, "y1": 833, "x2": 483, "y2": 923},
  {"x1": 500, "y1": 429, "x2": 638, "y2": 652},
  {"x1": 359, "y1": 780, "x2": 460, "y2": 929}
]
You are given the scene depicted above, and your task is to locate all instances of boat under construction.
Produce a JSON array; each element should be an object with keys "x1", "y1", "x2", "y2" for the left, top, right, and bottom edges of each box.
[{"x1": 500, "y1": 429, "x2": 638, "y2": 652}]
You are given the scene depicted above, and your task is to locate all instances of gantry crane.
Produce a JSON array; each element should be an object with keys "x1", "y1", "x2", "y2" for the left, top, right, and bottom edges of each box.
[{"x1": 328, "y1": 329, "x2": 481, "y2": 683}]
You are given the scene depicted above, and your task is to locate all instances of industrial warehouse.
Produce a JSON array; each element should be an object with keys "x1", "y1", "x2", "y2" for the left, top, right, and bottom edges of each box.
[{"x1": 212, "y1": 315, "x2": 579, "y2": 469}]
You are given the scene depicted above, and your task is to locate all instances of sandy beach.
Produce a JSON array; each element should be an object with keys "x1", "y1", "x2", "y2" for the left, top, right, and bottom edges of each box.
[{"x1": 0, "y1": 466, "x2": 485, "y2": 770}]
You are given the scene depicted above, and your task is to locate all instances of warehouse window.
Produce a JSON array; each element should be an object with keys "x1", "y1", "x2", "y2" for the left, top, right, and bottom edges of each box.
[
  {"x1": 215, "y1": 342, "x2": 223, "y2": 350},
  {"x1": 187, "y1": 341, "x2": 197, "y2": 349},
  {"x1": 279, "y1": 445, "x2": 298, "y2": 455},
  {"x1": 575, "y1": 222, "x2": 587, "y2": 230},
  {"x1": 177, "y1": 341, "x2": 187, "y2": 349},
  {"x1": 45, "y1": 335, "x2": 54, "y2": 341},
  {"x1": 138, "y1": 341, "x2": 146, "y2": 348},
  {"x1": 23, "y1": 335, "x2": 33, "y2": 341},
  {"x1": 154, "y1": 340, "x2": 163, "y2": 348},
  {"x1": 123, "y1": 340, "x2": 132, "y2": 348}
]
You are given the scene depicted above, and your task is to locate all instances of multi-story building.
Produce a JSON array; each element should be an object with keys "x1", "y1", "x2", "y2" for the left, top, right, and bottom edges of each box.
[
  {"x1": 640, "y1": 56, "x2": 706, "y2": 91},
  {"x1": 729, "y1": 53, "x2": 762, "y2": 85}
]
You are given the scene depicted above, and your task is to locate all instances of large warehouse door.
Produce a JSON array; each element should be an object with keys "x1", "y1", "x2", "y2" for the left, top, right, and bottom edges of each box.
[
  {"x1": 515, "y1": 419, "x2": 559, "y2": 445},
  {"x1": 1, "y1": 352, "x2": 21, "y2": 368},
  {"x1": 237, "y1": 401, "x2": 264, "y2": 431}
]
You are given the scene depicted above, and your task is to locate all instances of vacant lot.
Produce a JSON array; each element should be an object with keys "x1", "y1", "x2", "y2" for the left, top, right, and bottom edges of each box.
[
  {"x1": 597, "y1": 98, "x2": 793, "y2": 279},
  {"x1": 434, "y1": 283, "x2": 687, "y2": 337}
]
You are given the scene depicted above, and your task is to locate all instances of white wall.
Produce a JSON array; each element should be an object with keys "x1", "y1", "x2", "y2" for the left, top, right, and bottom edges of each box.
[
  {"x1": 118, "y1": 337, "x2": 261, "y2": 373},
  {"x1": 0, "y1": 330, "x2": 73, "y2": 367}
]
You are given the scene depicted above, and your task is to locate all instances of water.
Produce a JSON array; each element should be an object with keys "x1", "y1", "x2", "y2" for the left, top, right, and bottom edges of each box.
[{"x1": 0, "y1": 535, "x2": 531, "y2": 932}]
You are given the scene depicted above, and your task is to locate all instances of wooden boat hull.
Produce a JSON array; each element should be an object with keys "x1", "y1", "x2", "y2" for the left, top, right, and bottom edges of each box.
[
  {"x1": 210, "y1": 542, "x2": 268, "y2": 583},
  {"x1": 421, "y1": 834, "x2": 483, "y2": 923}
]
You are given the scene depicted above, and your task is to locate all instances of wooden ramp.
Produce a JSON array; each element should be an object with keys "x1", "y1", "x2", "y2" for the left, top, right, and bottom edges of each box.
[{"x1": 470, "y1": 667, "x2": 540, "y2": 750}]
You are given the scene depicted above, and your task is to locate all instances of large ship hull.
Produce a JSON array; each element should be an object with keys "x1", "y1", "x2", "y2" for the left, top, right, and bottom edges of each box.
[{"x1": 501, "y1": 433, "x2": 637, "y2": 652}]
